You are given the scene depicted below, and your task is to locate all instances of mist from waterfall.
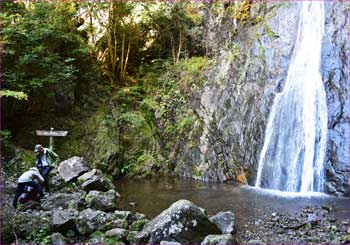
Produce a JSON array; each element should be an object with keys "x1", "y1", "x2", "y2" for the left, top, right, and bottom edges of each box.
[{"x1": 255, "y1": 1, "x2": 328, "y2": 193}]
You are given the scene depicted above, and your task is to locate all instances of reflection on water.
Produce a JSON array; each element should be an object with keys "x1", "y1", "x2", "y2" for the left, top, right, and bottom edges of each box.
[{"x1": 116, "y1": 177, "x2": 350, "y2": 228}]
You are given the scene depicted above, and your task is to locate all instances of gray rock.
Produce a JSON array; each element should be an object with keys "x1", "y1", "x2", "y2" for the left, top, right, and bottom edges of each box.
[
  {"x1": 135, "y1": 199, "x2": 221, "y2": 244},
  {"x1": 76, "y1": 208, "x2": 115, "y2": 235},
  {"x1": 58, "y1": 156, "x2": 89, "y2": 182},
  {"x1": 105, "y1": 228, "x2": 128, "y2": 241},
  {"x1": 171, "y1": 1, "x2": 350, "y2": 197},
  {"x1": 78, "y1": 169, "x2": 100, "y2": 182},
  {"x1": 41, "y1": 192, "x2": 86, "y2": 210},
  {"x1": 133, "y1": 212, "x2": 147, "y2": 221},
  {"x1": 209, "y1": 211, "x2": 236, "y2": 234},
  {"x1": 114, "y1": 210, "x2": 133, "y2": 220},
  {"x1": 86, "y1": 190, "x2": 117, "y2": 212},
  {"x1": 247, "y1": 240, "x2": 265, "y2": 245},
  {"x1": 111, "y1": 219, "x2": 129, "y2": 229},
  {"x1": 50, "y1": 232, "x2": 67, "y2": 244},
  {"x1": 322, "y1": 3, "x2": 350, "y2": 196},
  {"x1": 160, "y1": 241, "x2": 182, "y2": 245},
  {"x1": 49, "y1": 174, "x2": 65, "y2": 191},
  {"x1": 51, "y1": 208, "x2": 77, "y2": 231},
  {"x1": 201, "y1": 234, "x2": 237, "y2": 244},
  {"x1": 78, "y1": 169, "x2": 115, "y2": 192},
  {"x1": 87, "y1": 231, "x2": 107, "y2": 244}
]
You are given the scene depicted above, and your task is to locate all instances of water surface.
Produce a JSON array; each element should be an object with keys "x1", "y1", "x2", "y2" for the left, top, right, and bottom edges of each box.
[{"x1": 116, "y1": 177, "x2": 350, "y2": 229}]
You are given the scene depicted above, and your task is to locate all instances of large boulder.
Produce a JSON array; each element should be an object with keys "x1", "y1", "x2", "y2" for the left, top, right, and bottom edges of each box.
[
  {"x1": 86, "y1": 190, "x2": 118, "y2": 212},
  {"x1": 58, "y1": 157, "x2": 89, "y2": 182},
  {"x1": 78, "y1": 169, "x2": 115, "y2": 192},
  {"x1": 41, "y1": 192, "x2": 87, "y2": 211},
  {"x1": 209, "y1": 211, "x2": 236, "y2": 234},
  {"x1": 76, "y1": 208, "x2": 114, "y2": 235},
  {"x1": 51, "y1": 208, "x2": 78, "y2": 231},
  {"x1": 201, "y1": 234, "x2": 237, "y2": 245},
  {"x1": 135, "y1": 200, "x2": 221, "y2": 244}
]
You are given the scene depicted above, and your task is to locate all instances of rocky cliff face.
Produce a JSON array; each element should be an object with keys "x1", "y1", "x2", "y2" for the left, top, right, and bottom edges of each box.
[
  {"x1": 322, "y1": 2, "x2": 350, "y2": 195},
  {"x1": 54, "y1": 2, "x2": 350, "y2": 197},
  {"x1": 176, "y1": 2, "x2": 350, "y2": 196}
]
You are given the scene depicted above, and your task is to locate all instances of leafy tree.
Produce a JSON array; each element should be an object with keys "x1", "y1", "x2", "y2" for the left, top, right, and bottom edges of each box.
[
  {"x1": 144, "y1": 2, "x2": 204, "y2": 65},
  {"x1": 1, "y1": 1, "x2": 100, "y2": 149},
  {"x1": 1, "y1": 1, "x2": 90, "y2": 98}
]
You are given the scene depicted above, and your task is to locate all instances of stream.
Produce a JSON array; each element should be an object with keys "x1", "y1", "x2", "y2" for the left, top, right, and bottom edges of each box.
[{"x1": 116, "y1": 177, "x2": 350, "y2": 230}]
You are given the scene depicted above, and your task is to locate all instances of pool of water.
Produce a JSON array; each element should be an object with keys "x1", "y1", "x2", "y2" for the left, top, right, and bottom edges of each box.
[{"x1": 116, "y1": 177, "x2": 350, "y2": 228}]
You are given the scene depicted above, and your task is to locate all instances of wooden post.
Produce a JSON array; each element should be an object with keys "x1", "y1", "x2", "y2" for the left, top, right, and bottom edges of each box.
[{"x1": 49, "y1": 128, "x2": 54, "y2": 150}]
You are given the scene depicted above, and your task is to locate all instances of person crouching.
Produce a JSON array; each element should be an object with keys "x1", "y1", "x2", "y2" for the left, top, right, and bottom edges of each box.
[{"x1": 12, "y1": 167, "x2": 44, "y2": 209}]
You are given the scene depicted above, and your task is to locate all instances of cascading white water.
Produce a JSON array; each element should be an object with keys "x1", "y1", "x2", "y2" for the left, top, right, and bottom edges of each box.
[{"x1": 255, "y1": 1, "x2": 328, "y2": 193}]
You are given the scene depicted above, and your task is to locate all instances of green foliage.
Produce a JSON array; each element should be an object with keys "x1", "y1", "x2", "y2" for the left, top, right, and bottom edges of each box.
[
  {"x1": 264, "y1": 24, "x2": 279, "y2": 39},
  {"x1": 26, "y1": 228, "x2": 50, "y2": 244},
  {"x1": 226, "y1": 44, "x2": 240, "y2": 63},
  {"x1": 90, "y1": 231, "x2": 104, "y2": 238},
  {"x1": 122, "y1": 153, "x2": 158, "y2": 177},
  {"x1": 193, "y1": 166, "x2": 203, "y2": 177},
  {"x1": 211, "y1": 2, "x2": 226, "y2": 17},
  {"x1": 2, "y1": 1, "x2": 91, "y2": 97},
  {"x1": 0, "y1": 90, "x2": 28, "y2": 100},
  {"x1": 0, "y1": 130, "x2": 12, "y2": 154},
  {"x1": 3, "y1": 146, "x2": 35, "y2": 175},
  {"x1": 90, "y1": 231, "x2": 123, "y2": 245},
  {"x1": 176, "y1": 56, "x2": 210, "y2": 87},
  {"x1": 255, "y1": 16, "x2": 263, "y2": 24},
  {"x1": 130, "y1": 219, "x2": 148, "y2": 231},
  {"x1": 143, "y1": 3, "x2": 204, "y2": 65},
  {"x1": 118, "y1": 112, "x2": 146, "y2": 130}
]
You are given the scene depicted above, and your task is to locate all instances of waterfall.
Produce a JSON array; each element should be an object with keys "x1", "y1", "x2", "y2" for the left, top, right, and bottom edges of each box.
[{"x1": 255, "y1": 2, "x2": 328, "y2": 193}]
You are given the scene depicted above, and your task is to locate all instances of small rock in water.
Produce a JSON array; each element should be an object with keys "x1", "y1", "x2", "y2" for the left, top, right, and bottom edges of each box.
[
  {"x1": 308, "y1": 236, "x2": 320, "y2": 243},
  {"x1": 160, "y1": 241, "x2": 181, "y2": 245},
  {"x1": 330, "y1": 225, "x2": 338, "y2": 231},
  {"x1": 329, "y1": 217, "x2": 336, "y2": 222},
  {"x1": 129, "y1": 202, "x2": 137, "y2": 207},
  {"x1": 322, "y1": 205, "x2": 333, "y2": 212},
  {"x1": 247, "y1": 239, "x2": 265, "y2": 244},
  {"x1": 254, "y1": 219, "x2": 262, "y2": 226},
  {"x1": 271, "y1": 217, "x2": 279, "y2": 222},
  {"x1": 271, "y1": 212, "x2": 277, "y2": 217}
]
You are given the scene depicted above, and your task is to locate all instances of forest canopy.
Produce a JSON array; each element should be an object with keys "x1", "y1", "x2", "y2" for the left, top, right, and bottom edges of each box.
[{"x1": 1, "y1": 0, "x2": 205, "y2": 100}]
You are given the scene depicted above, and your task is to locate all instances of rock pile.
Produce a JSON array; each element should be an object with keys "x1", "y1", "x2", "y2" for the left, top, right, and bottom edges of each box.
[
  {"x1": 6, "y1": 156, "x2": 238, "y2": 245},
  {"x1": 238, "y1": 206, "x2": 350, "y2": 244}
]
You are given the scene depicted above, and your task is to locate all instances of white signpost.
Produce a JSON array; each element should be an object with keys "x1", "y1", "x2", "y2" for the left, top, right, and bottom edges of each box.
[{"x1": 36, "y1": 128, "x2": 68, "y2": 150}]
